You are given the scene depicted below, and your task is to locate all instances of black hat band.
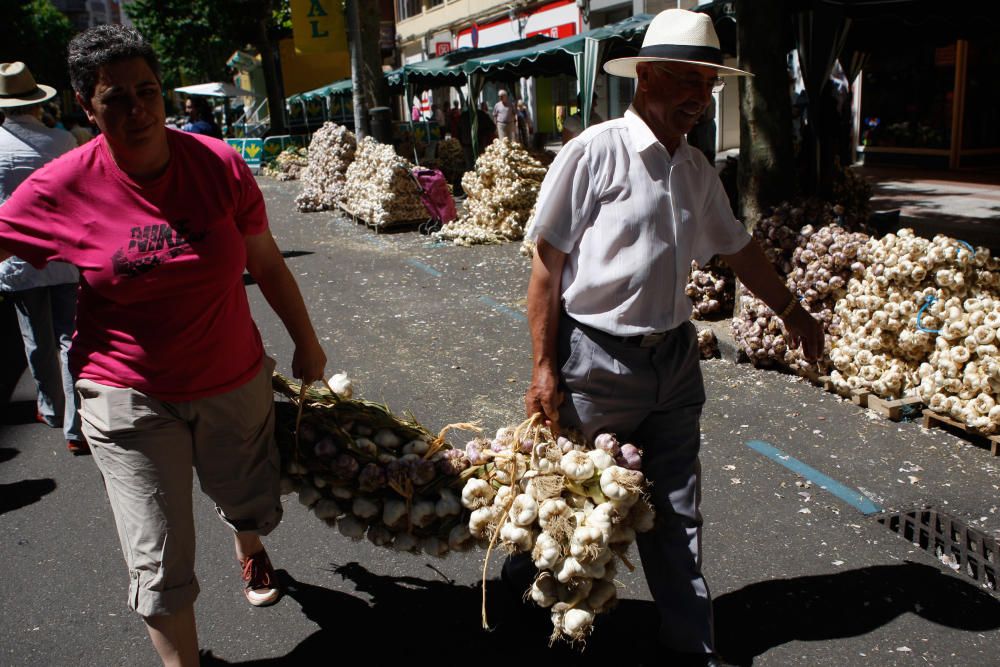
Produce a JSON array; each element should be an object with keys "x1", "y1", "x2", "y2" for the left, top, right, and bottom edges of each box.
[{"x1": 636, "y1": 44, "x2": 723, "y2": 65}]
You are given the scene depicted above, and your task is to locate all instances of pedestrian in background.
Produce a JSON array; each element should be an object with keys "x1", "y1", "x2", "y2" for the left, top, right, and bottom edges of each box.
[
  {"x1": 493, "y1": 89, "x2": 516, "y2": 142},
  {"x1": 181, "y1": 96, "x2": 221, "y2": 139},
  {"x1": 0, "y1": 61, "x2": 85, "y2": 454},
  {"x1": 0, "y1": 25, "x2": 327, "y2": 667},
  {"x1": 519, "y1": 9, "x2": 823, "y2": 666},
  {"x1": 515, "y1": 99, "x2": 532, "y2": 147},
  {"x1": 63, "y1": 111, "x2": 95, "y2": 145}
]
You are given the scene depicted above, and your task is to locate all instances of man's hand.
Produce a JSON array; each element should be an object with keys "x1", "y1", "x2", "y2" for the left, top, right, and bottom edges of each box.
[
  {"x1": 292, "y1": 339, "x2": 327, "y2": 385},
  {"x1": 783, "y1": 304, "x2": 825, "y2": 361},
  {"x1": 525, "y1": 364, "x2": 563, "y2": 434}
]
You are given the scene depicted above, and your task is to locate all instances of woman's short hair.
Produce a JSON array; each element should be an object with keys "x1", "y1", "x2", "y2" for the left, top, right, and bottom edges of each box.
[{"x1": 68, "y1": 24, "x2": 161, "y2": 101}]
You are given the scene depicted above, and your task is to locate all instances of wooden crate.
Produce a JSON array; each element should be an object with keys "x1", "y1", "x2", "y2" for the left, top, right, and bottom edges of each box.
[
  {"x1": 921, "y1": 409, "x2": 1000, "y2": 456},
  {"x1": 867, "y1": 394, "x2": 924, "y2": 421}
]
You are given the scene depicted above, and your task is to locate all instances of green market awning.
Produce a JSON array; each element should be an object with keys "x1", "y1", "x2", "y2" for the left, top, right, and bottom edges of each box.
[
  {"x1": 385, "y1": 35, "x2": 555, "y2": 91},
  {"x1": 287, "y1": 78, "x2": 354, "y2": 105}
]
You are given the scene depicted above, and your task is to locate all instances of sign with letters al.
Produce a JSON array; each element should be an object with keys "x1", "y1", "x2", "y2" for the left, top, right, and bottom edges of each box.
[{"x1": 291, "y1": 0, "x2": 348, "y2": 55}]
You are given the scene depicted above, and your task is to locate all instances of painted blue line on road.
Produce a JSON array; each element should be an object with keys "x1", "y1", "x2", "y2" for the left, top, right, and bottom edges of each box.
[
  {"x1": 479, "y1": 296, "x2": 527, "y2": 323},
  {"x1": 746, "y1": 440, "x2": 883, "y2": 515},
  {"x1": 405, "y1": 259, "x2": 442, "y2": 277}
]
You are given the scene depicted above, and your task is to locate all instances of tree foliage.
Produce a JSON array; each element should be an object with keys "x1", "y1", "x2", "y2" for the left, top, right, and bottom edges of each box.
[
  {"x1": 0, "y1": 0, "x2": 74, "y2": 91},
  {"x1": 126, "y1": 0, "x2": 279, "y2": 88}
]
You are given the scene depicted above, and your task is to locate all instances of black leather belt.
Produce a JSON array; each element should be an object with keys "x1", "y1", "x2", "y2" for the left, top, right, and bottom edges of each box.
[{"x1": 565, "y1": 313, "x2": 677, "y2": 348}]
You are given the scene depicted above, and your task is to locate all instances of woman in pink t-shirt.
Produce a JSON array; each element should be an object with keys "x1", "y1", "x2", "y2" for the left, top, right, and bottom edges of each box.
[{"x1": 0, "y1": 26, "x2": 326, "y2": 667}]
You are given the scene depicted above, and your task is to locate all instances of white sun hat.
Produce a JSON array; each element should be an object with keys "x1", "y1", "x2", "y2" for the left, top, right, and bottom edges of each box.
[
  {"x1": 0, "y1": 62, "x2": 57, "y2": 108},
  {"x1": 604, "y1": 8, "x2": 751, "y2": 78}
]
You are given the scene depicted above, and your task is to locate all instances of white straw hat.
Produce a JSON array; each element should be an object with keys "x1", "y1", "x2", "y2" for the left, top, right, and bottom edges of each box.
[
  {"x1": 0, "y1": 62, "x2": 57, "y2": 108},
  {"x1": 604, "y1": 9, "x2": 751, "y2": 78}
]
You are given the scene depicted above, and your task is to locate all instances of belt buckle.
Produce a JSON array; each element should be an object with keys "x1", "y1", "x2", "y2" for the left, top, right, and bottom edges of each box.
[{"x1": 639, "y1": 331, "x2": 667, "y2": 348}]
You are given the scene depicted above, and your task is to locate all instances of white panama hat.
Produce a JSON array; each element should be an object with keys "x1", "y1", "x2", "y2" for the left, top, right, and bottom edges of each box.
[
  {"x1": 0, "y1": 61, "x2": 57, "y2": 108},
  {"x1": 604, "y1": 8, "x2": 751, "y2": 78}
]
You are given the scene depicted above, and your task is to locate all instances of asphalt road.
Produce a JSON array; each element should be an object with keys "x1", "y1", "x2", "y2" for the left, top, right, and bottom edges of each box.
[{"x1": 1, "y1": 176, "x2": 999, "y2": 666}]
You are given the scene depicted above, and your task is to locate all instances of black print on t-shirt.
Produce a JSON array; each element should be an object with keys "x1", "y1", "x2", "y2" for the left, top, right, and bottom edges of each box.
[{"x1": 111, "y1": 219, "x2": 209, "y2": 277}]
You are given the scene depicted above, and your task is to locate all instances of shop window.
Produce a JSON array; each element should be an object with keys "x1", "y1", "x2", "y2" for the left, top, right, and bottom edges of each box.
[
  {"x1": 397, "y1": 0, "x2": 421, "y2": 20},
  {"x1": 427, "y1": 0, "x2": 444, "y2": 7}
]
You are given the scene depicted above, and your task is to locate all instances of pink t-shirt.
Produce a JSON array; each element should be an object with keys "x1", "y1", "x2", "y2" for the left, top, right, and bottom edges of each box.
[{"x1": 0, "y1": 128, "x2": 266, "y2": 401}]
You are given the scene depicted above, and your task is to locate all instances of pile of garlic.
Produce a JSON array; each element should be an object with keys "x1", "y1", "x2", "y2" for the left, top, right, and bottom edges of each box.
[
  {"x1": 273, "y1": 375, "x2": 476, "y2": 557},
  {"x1": 262, "y1": 146, "x2": 309, "y2": 181},
  {"x1": 686, "y1": 260, "x2": 733, "y2": 319},
  {"x1": 752, "y1": 202, "x2": 805, "y2": 276},
  {"x1": 732, "y1": 203, "x2": 871, "y2": 373},
  {"x1": 828, "y1": 229, "x2": 1000, "y2": 431},
  {"x1": 461, "y1": 421, "x2": 652, "y2": 645},
  {"x1": 434, "y1": 139, "x2": 548, "y2": 246},
  {"x1": 342, "y1": 137, "x2": 430, "y2": 228},
  {"x1": 295, "y1": 122, "x2": 357, "y2": 212}
]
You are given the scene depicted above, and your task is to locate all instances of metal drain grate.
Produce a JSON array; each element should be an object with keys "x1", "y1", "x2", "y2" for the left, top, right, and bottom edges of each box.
[{"x1": 878, "y1": 507, "x2": 998, "y2": 594}]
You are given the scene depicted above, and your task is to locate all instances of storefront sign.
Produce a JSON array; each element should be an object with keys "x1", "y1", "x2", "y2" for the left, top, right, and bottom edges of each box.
[
  {"x1": 457, "y1": 0, "x2": 578, "y2": 49},
  {"x1": 527, "y1": 22, "x2": 576, "y2": 39},
  {"x1": 435, "y1": 42, "x2": 452, "y2": 56},
  {"x1": 290, "y1": 0, "x2": 348, "y2": 55}
]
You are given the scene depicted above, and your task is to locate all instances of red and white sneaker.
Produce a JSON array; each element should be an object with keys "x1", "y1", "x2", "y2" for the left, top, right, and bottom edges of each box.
[{"x1": 240, "y1": 549, "x2": 281, "y2": 607}]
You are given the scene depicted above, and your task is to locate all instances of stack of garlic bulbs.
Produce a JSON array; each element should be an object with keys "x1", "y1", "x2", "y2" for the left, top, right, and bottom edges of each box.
[
  {"x1": 434, "y1": 139, "x2": 548, "y2": 246},
  {"x1": 295, "y1": 122, "x2": 357, "y2": 212},
  {"x1": 461, "y1": 422, "x2": 652, "y2": 645},
  {"x1": 342, "y1": 137, "x2": 429, "y2": 228}
]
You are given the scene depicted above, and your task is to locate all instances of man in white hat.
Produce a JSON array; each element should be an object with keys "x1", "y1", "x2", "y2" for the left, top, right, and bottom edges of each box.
[
  {"x1": 0, "y1": 62, "x2": 86, "y2": 454},
  {"x1": 521, "y1": 9, "x2": 824, "y2": 665}
]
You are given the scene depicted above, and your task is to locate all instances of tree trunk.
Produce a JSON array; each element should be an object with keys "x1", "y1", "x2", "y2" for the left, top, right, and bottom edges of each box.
[
  {"x1": 359, "y1": 0, "x2": 390, "y2": 109},
  {"x1": 736, "y1": 0, "x2": 796, "y2": 231},
  {"x1": 255, "y1": 11, "x2": 287, "y2": 135},
  {"x1": 346, "y1": 0, "x2": 367, "y2": 138}
]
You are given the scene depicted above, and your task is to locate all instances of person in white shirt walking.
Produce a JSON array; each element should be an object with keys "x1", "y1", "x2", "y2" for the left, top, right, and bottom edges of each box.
[
  {"x1": 0, "y1": 61, "x2": 85, "y2": 454},
  {"x1": 492, "y1": 89, "x2": 516, "y2": 143},
  {"x1": 518, "y1": 10, "x2": 824, "y2": 666}
]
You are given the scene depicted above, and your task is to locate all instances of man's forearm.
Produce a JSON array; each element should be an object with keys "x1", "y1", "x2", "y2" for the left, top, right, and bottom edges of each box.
[
  {"x1": 527, "y1": 241, "x2": 566, "y2": 371},
  {"x1": 722, "y1": 240, "x2": 796, "y2": 314}
]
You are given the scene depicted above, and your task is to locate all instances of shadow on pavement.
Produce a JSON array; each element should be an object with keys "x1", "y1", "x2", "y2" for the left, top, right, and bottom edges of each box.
[
  {"x1": 199, "y1": 561, "x2": 1000, "y2": 666},
  {"x1": 200, "y1": 563, "x2": 661, "y2": 666},
  {"x1": 0, "y1": 478, "x2": 57, "y2": 515},
  {"x1": 0, "y1": 447, "x2": 19, "y2": 463},
  {"x1": 714, "y1": 562, "x2": 1000, "y2": 664}
]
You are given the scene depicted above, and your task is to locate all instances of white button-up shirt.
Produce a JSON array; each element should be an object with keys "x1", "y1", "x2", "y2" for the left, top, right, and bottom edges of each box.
[
  {"x1": 0, "y1": 113, "x2": 78, "y2": 291},
  {"x1": 527, "y1": 106, "x2": 750, "y2": 336}
]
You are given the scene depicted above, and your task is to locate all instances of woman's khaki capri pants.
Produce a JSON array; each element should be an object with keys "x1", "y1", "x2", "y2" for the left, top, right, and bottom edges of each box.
[{"x1": 77, "y1": 357, "x2": 282, "y2": 617}]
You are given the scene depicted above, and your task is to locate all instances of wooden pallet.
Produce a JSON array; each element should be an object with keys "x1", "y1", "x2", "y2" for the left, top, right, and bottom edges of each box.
[
  {"x1": 337, "y1": 201, "x2": 428, "y2": 233},
  {"x1": 811, "y1": 374, "x2": 870, "y2": 407},
  {"x1": 921, "y1": 409, "x2": 1000, "y2": 456}
]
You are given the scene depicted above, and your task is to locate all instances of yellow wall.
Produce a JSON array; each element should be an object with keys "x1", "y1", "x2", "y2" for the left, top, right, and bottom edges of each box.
[{"x1": 278, "y1": 38, "x2": 350, "y2": 96}]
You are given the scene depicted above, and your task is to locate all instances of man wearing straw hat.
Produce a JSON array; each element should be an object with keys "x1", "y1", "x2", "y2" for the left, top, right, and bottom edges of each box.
[
  {"x1": 0, "y1": 62, "x2": 86, "y2": 454},
  {"x1": 522, "y1": 9, "x2": 823, "y2": 665}
]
